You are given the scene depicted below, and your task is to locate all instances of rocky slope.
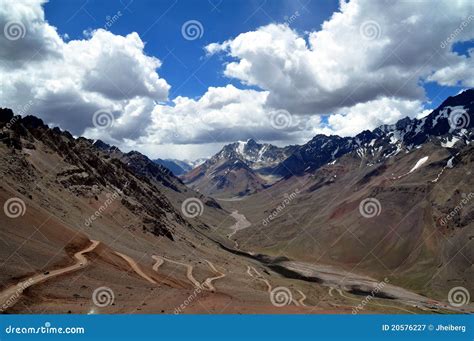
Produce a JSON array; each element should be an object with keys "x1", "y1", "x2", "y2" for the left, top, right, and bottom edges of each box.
[
  {"x1": 0, "y1": 109, "x2": 263, "y2": 314},
  {"x1": 5, "y1": 108, "x2": 392, "y2": 315},
  {"x1": 217, "y1": 90, "x2": 474, "y2": 301},
  {"x1": 1, "y1": 89, "x2": 473, "y2": 315}
]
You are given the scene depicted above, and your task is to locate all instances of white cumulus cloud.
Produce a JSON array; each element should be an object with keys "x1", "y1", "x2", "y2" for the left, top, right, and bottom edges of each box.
[
  {"x1": 0, "y1": 0, "x2": 170, "y2": 139},
  {"x1": 207, "y1": 0, "x2": 474, "y2": 135}
]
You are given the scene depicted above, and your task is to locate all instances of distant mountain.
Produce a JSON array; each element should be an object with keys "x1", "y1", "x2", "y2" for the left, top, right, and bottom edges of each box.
[
  {"x1": 152, "y1": 158, "x2": 208, "y2": 176},
  {"x1": 275, "y1": 89, "x2": 474, "y2": 178},
  {"x1": 153, "y1": 158, "x2": 190, "y2": 176},
  {"x1": 185, "y1": 89, "x2": 474, "y2": 196},
  {"x1": 181, "y1": 139, "x2": 295, "y2": 197},
  {"x1": 187, "y1": 158, "x2": 207, "y2": 169}
]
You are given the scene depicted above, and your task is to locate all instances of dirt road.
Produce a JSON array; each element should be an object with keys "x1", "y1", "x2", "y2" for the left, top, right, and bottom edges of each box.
[
  {"x1": 152, "y1": 255, "x2": 226, "y2": 292},
  {"x1": 0, "y1": 240, "x2": 100, "y2": 311},
  {"x1": 246, "y1": 265, "x2": 301, "y2": 307},
  {"x1": 201, "y1": 260, "x2": 226, "y2": 291},
  {"x1": 152, "y1": 255, "x2": 201, "y2": 288},
  {"x1": 114, "y1": 251, "x2": 157, "y2": 284}
]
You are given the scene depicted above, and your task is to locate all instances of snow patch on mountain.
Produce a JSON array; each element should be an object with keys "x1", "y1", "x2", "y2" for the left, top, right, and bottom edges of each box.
[
  {"x1": 441, "y1": 136, "x2": 460, "y2": 148},
  {"x1": 409, "y1": 156, "x2": 429, "y2": 173}
]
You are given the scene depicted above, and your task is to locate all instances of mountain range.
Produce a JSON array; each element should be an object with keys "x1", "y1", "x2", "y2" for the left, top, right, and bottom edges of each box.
[
  {"x1": 182, "y1": 89, "x2": 474, "y2": 197},
  {"x1": 0, "y1": 89, "x2": 473, "y2": 314},
  {"x1": 152, "y1": 158, "x2": 207, "y2": 176}
]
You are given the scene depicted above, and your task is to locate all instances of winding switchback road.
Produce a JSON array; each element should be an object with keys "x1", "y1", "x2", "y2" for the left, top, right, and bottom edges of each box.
[
  {"x1": 0, "y1": 240, "x2": 100, "y2": 311},
  {"x1": 114, "y1": 251, "x2": 157, "y2": 284},
  {"x1": 201, "y1": 260, "x2": 226, "y2": 291}
]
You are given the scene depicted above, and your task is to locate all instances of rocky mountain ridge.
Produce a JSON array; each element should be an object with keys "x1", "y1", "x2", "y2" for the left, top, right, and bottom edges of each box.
[{"x1": 183, "y1": 89, "x2": 473, "y2": 197}]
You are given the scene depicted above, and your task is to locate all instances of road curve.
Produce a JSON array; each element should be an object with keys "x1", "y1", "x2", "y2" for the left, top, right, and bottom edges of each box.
[
  {"x1": 151, "y1": 255, "x2": 201, "y2": 289},
  {"x1": 0, "y1": 240, "x2": 100, "y2": 311},
  {"x1": 201, "y1": 260, "x2": 226, "y2": 292},
  {"x1": 151, "y1": 255, "x2": 164, "y2": 272},
  {"x1": 152, "y1": 256, "x2": 227, "y2": 291},
  {"x1": 246, "y1": 265, "x2": 303, "y2": 307},
  {"x1": 114, "y1": 251, "x2": 157, "y2": 284},
  {"x1": 296, "y1": 290, "x2": 307, "y2": 306},
  {"x1": 247, "y1": 266, "x2": 272, "y2": 293}
]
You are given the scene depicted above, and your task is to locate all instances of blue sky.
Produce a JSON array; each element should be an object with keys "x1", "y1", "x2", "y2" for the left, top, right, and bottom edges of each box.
[
  {"x1": 43, "y1": 0, "x2": 466, "y2": 108},
  {"x1": 1, "y1": 0, "x2": 473, "y2": 160},
  {"x1": 43, "y1": 0, "x2": 340, "y2": 99}
]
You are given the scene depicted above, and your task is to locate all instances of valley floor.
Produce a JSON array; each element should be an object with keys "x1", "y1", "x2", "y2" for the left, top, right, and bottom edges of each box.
[{"x1": 1, "y1": 209, "x2": 472, "y2": 315}]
